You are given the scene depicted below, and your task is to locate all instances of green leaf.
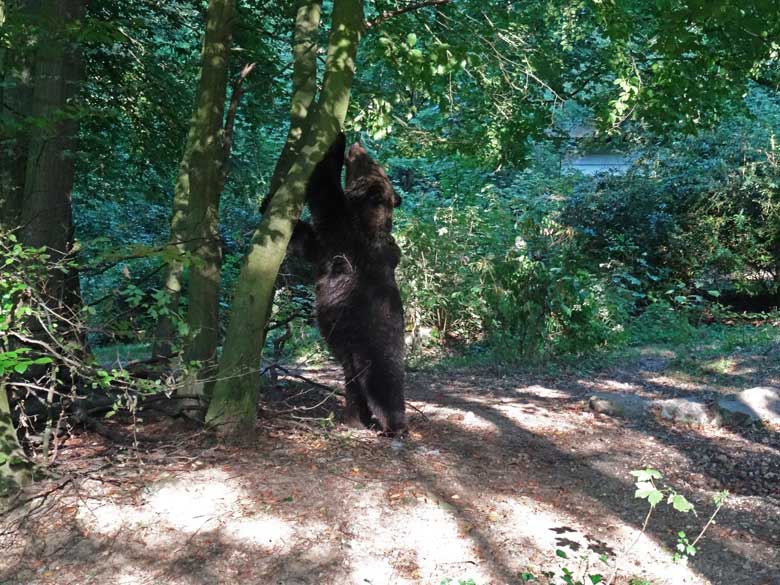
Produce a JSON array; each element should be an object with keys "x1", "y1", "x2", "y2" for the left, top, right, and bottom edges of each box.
[
  {"x1": 635, "y1": 481, "x2": 663, "y2": 506},
  {"x1": 589, "y1": 575, "x2": 604, "y2": 584},
  {"x1": 555, "y1": 549, "x2": 568, "y2": 559},
  {"x1": 630, "y1": 469, "x2": 663, "y2": 481},
  {"x1": 670, "y1": 493, "x2": 695, "y2": 513},
  {"x1": 406, "y1": 32, "x2": 418, "y2": 47},
  {"x1": 634, "y1": 481, "x2": 655, "y2": 498},
  {"x1": 713, "y1": 490, "x2": 729, "y2": 506},
  {"x1": 647, "y1": 489, "x2": 663, "y2": 507},
  {"x1": 13, "y1": 362, "x2": 28, "y2": 374}
]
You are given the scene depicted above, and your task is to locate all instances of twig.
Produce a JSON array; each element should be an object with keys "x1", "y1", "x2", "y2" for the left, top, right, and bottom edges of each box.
[
  {"x1": 606, "y1": 506, "x2": 653, "y2": 585},
  {"x1": 266, "y1": 363, "x2": 343, "y2": 394},
  {"x1": 223, "y1": 62, "x2": 256, "y2": 160},
  {"x1": 406, "y1": 401, "x2": 429, "y2": 421},
  {"x1": 690, "y1": 499, "x2": 726, "y2": 548},
  {"x1": 366, "y1": 0, "x2": 453, "y2": 29},
  {"x1": 0, "y1": 477, "x2": 74, "y2": 519}
]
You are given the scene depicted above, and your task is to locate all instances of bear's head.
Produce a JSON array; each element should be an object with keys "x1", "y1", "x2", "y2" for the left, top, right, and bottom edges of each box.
[{"x1": 344, "y1": 142, "x2": 402, "y2": 234}]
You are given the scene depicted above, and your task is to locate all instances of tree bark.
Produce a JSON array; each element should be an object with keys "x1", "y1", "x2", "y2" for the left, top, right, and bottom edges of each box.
[
  {"x1": 205, "y1": 0, "x2": 364, "y2": 437},
  {"x1": 0, "y1": 383, "x2": 32, "y2": 495},
  {"x1": 17, "y1": 0, "x2": 84, "y2": 308},
  {"x1": 153, "y1": 0, "x2": 236, "y2": 387},
  {"x1": 1, "y1": 1, "x2": 38, "y2": 232},
  {"x1": 261, "y1": 0, "x2": 322, "y2": 212}
]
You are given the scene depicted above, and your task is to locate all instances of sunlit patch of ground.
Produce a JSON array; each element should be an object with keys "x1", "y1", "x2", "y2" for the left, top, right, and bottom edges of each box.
[
  {"x1": 488, "y1": 495, "x2": 707, "y2": 585},
  {"x1": 2, "y1": 342, "x2": 779, "y2": 585}
]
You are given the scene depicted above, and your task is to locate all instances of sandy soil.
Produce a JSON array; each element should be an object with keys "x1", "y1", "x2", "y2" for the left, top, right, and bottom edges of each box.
[{"x1": 1, "y1": 347, "x2": 779, "y2": 585}]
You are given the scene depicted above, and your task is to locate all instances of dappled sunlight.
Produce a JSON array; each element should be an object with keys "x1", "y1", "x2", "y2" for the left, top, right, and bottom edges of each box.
[
  {"x1": 610, "y1": 521, "x2": 708, "y2": 584},
  {"x1": 577, "y1": 378, "x2": 641, "y2": 393},
  {"x1": 424, "y1": 404, "x2": 501, "y2": 433},
  {"x1": 146, "y1": 473, "x2": 243, "y2": 532},
  {"x1": 7, "y1": 358, "x2": 779, "y2": 584},
  {"x1": 223, "y1": 516, "x2": 304, "y2": 549},
  {"x1": 492, "y1": 495, "x2": 708, "y2": 584},
  {"x1": 344, "y1": 477, "x2": 500, "y2": 583},
  {"x1": 511, "y1": 384, "x2": 573, "y2": 399},
  {"x1": 78, "y1": 468, "x2": 245, "y2": 537},
  {"x1": 493, "y1": 400, "x2": 580, "y2": 432},
  {"x1": 404, "y1": 369, "x2": 779, "y2": 582},
  {"x1": 643, "y1": 374, "x2": 712, "y2": 392}
]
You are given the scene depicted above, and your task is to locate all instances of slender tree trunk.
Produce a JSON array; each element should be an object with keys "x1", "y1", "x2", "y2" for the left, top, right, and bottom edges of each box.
[
  {"x1": 153, "y1": 0, "x2": 235, "y2": 385},
  {"x1": 181, "y1": 0, "x2": 235, "y2": 397},
  {"x1": 205, "y1": 0, "x2": 364, "y2": 437},
  {"x1": 261, "y1": 0, "x2": 322, "y2": 212}
]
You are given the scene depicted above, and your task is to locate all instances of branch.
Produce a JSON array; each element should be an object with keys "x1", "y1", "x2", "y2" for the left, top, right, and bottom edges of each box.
[
  {"x1": 264, "y1": 363, "x2": 342, "y2": 394},
  {"x1": 223, "y1": 62, "x2": 257, "y2": 160},
  {"x1": 365, "y1": 0, "x2": 453, "y2": 29}
]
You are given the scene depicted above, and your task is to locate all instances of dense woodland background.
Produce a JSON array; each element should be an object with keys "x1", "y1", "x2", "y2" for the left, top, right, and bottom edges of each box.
[{"x1": 1, "y1": 0, "x2": 780, "y2": 494}]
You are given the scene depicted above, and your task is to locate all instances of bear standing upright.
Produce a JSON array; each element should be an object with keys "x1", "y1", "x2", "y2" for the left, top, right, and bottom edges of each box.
[{"x1": 295, "y1": 133, "x2": 406, "y2": 435}]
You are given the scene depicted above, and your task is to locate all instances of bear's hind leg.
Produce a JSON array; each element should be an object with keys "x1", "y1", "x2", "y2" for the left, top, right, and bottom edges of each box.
[
  {"x1": 342, "y1": 359, "x2": 374, "y2": 429},
  {"x1": 364, "y1": 361, "x2": 407, "y2": 436}
]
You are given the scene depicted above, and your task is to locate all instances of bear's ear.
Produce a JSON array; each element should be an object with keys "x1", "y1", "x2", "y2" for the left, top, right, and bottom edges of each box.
[{"x1": 393, "y1": 191, "x2": 402, "y2": 208}]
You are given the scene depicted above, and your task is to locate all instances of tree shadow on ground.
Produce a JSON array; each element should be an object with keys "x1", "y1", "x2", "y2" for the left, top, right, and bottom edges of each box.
[
  {"x1": 3, "y1": 360, "x2": 778, "y2": 585},
  {"x1": 1, "y1": 523, "x2": 345, "y2": 585},
  {"x1": 262, "y1": 363, "x2": 779, "y2": 581},
  {"x1": 407, "y1": 370, "x2": 779, "y2": 584}
]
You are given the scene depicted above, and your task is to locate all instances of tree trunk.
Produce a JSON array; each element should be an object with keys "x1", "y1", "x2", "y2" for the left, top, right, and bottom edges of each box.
[
  {"x1": 18, "y1": 0, "x2": 85, "y2": 308},
  {"x1": 153, "y1": 0, "x2": 235, "y2": 388},
  {"x1": 205, "y1": 0, "x2": 364, "y2": 437},
  {"x1": 261, "y1": 0, "x2": 322, "y2": 212},
  {"x1": 0, "y1": 383, "x2": 32, "y2": 495},
  {"x1": 0, "y1": 1, "x2": 37, "y2": 231}
]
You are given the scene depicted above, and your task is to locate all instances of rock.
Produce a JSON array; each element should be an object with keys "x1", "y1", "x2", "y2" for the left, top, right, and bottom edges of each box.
[
  {"x1": 390, "y1": 439, "x2": 405, "y2": 451},
  {"x1": 656, "y1": 398, "x2": 721, "y2": 426},
  {"x1": 589, "y1": 393, "x2": 648, "y2": 418},
  {"x1": 718, "y1": 387, "x2": 780, "y2": 426}
]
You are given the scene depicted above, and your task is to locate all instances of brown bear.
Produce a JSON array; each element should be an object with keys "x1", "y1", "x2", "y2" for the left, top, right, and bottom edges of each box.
[{"x1": 292, "y1": 134, "x2": 406, "y2": 435}]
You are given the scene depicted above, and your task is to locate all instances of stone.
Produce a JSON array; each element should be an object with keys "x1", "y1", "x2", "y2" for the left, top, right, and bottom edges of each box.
[
  {"x1": 589, "y1": 392, "x2": 649, "y2": 418},
  {"x1": 656, "y1": 398, "x2": 721, "y2": 426},
  {"x1": 718, "y1": 387, "x2": 780, "y2": 426}
]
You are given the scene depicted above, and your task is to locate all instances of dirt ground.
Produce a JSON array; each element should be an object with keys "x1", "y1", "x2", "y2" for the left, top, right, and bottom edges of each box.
[{"x1": 1, "y1": 345, "x2": 779, "y2": 585}]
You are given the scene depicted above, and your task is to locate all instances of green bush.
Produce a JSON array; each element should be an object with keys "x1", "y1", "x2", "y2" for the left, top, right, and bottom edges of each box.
[
  {"x1": 562, "y1": 86, "x2": 780, "y2": 302},
  {"x1": 394, "y1": 157, "x2": 628, "y2": 359}
]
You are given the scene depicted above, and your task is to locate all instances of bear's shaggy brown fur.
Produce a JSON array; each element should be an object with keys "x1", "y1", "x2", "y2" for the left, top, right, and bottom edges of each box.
[{"x1": 293, "y1": 134, "x2": 406, "y2": 434}]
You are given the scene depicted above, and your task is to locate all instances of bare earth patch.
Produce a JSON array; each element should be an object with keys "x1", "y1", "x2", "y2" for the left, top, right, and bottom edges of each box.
[{"x1": 2, "y1": 348, "x2": 779, "y2": 585}]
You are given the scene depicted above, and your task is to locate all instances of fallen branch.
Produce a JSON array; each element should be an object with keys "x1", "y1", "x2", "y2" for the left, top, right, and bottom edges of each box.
[{"x1": 264, "y1": 363, "x2": 344, "y2": 395}]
